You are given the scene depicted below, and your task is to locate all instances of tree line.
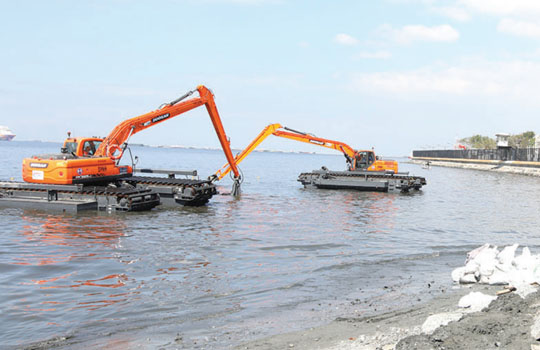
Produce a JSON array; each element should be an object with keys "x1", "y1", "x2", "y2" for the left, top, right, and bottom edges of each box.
[{"x1": 459, "y1": 131, "x2": 536, "y2": 149}]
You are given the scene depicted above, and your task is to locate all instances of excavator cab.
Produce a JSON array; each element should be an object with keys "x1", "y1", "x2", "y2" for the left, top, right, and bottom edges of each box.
[
  {"x1": 353, "y1": 151, "x2": 375, "y2": 170},
  {"x1": 23, "y1": 135, "x2": 127, "y2": 185},
  {"x1": 60, "y1": 137, "x2": 104, "y2": 157},
  {"x1": 356, "y1": 150, "x2": 398, "y2": 173}
]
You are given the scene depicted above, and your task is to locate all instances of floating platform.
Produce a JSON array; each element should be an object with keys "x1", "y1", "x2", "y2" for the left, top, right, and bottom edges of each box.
[
  {"x1": 298, "y1": 168, "x2": 426, "y2": 192},
  {"x1": 0, "y1": 168, "x2": 218, "y2": 213},
  {"x1": 0, "y1": 181, "x2": 160, "y2": 213}
]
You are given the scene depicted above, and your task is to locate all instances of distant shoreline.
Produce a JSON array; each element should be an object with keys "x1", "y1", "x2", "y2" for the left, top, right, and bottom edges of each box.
[
  {"x1": 5, "y1": 140, "x2": 409, "y2": 158},
  {"x1": 2, "y1": 140, "x2": 336, "y2": 156}
]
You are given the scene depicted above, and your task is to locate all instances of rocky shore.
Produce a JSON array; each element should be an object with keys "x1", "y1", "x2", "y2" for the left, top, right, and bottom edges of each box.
[
  {"x1": 240, "y1": 244, "x2": 540, "y2": 350},
  {"x1": 239, "y1": 284, "x2": 540, "y2": 350}
]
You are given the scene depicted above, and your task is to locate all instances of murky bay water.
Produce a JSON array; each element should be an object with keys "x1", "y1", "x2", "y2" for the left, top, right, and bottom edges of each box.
[{"x1": 2, "y1": 141, "x2": 540, "y2": 349}]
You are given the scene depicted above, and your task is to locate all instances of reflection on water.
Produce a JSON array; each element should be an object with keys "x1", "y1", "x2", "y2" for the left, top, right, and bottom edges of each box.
[
  {"x1": 2, "y1": 211, "x2": 142, "y2": 344},
  {"x1": 13, "y1": 212, "x2": 128, "y2": 266}
]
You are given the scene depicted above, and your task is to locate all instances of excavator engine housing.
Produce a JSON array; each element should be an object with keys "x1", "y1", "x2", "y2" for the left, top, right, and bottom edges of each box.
[{"x1": 22, "y1": 155, "x2": 131, "y2": 185}]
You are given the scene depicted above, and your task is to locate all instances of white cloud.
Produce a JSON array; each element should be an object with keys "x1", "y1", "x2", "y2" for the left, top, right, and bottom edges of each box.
[
  {"x1": 459, "y1": 0, "x2": 540, "y2": 16},
  {"x1": 351, "y1": 69, "x2": 472, "y2": 95},
  {"x1": 431, "y1": 6, "x2": 471, "y2": 22},
  {"x1": 334, "y1": 33, "x2": 360, "y2": 46},
  {"x1": 348, "y1": 59, "x2": 540, "y2": 101},
  {"x1": 497, "y1": 18, "x2": 540, "y2": 38},
  {"x1": 353, "y1": 51, "x2": 392, "y2": 59},
  {"x1": 381, "y1": 24, "x2": 460, "y2": 44}
]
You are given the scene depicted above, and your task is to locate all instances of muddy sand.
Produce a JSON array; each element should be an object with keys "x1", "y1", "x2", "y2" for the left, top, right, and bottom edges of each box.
[{"x1": 239, "y1": 284, "x2": 540, "y2": 350}]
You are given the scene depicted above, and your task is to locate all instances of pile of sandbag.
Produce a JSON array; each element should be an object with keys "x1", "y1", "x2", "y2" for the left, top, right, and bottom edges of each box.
[{"x1": 452, "y1": 243, "x2": 540, "y2": 286}]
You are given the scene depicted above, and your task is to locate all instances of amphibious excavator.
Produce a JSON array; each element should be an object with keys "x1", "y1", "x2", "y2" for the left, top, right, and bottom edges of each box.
[
  {"x1": 0, "y1": 85, "x2": 242, "y2": 212},
  {"x1": 215, "y1": 123, "x2": 426, "y2": 192}
]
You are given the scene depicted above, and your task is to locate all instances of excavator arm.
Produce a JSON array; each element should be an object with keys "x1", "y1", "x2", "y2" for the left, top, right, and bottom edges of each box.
[
  {"x1": 273, "y1": 128, "x2": 356, "y2": 159},
  {"x1": 95, "y1": 85, "x2": 241, "y2": 180},
  {"x1": 215, "y1": 124, "x2": 360, "y2": 180},
  {"x1": 214, "y1": 123, "x2": 283, "y2": 180}
]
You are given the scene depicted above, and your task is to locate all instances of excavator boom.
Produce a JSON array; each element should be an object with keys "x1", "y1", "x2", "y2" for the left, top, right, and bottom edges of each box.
[
  {"x1": 272, "y1": 129, "x2": 356, "y2": 159},
  {"x1": 23, "y1": 85, "x2": 241, "y2": 186},
  {"x1": 214, "y1": 123, "x2": 282, "y2": 180},
  {"x1": 215, "y1": 124, "x2": 397, "y2": 180},
  {"x1": 94, "y1": 85, "x2": 240, "y2": 180}
]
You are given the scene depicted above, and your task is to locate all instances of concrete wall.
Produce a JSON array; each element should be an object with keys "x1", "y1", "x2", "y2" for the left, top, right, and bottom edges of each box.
[{"x1": 412, "y1": 148, "x2": 540, "y2": 162}]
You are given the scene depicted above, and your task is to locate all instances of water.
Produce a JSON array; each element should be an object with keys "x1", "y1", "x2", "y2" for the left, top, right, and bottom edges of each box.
[{"x1": 2, "y1": 141, "x2": 540, "y2": 349}]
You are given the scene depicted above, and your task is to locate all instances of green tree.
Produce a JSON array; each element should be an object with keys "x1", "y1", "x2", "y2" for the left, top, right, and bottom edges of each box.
[
  {"x1": 508, "y1": 131, "x2": 535, "y2": 148},
  {"x1": 459, "y1": 135, "x2": 496, "y2": 149}
]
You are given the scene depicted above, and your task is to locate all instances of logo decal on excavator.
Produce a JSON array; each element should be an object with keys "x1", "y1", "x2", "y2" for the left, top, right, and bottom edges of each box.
[
  {"x1": 30, "y1": 163, "x2": 48, "y2": 168},
  {"x1": 143, "y1": 113, "x2": 171, "y2": 127},
  {"x1": 152, "y1": 113, "x2": 170, "y2": 123},
  {"x1": 309, "y1": 140, "x2": 325, "y2": 146}
]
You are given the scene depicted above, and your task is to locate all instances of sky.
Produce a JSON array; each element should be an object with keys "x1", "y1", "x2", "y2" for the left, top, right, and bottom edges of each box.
[{"x1": 2, "y1": 0, "x2": 540, "y2": 156}]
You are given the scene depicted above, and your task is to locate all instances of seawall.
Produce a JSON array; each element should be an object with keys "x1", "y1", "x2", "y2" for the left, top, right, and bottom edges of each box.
[{"x1": 410, "y1": 148, "x2": 540, "y2": 176}]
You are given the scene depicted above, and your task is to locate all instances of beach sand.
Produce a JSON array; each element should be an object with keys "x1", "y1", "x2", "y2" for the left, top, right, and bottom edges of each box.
[{"x1": 238, "y1": 284, "x2": 540, "y2": 350}]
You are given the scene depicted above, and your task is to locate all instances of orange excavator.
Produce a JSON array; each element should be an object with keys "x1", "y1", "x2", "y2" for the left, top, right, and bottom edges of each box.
[
  {"x1": 23, "y1": 85, "x2": 241, "y2": 187},
  {"x1": 214, "y1": 123, "x2": 398, "y2": 180},
  {"x1": 213, "y1": 123, "x2": 426, "y2": 193},
  {"x1": 0, "y1": 86, "x2": 243, "y2": 212}
]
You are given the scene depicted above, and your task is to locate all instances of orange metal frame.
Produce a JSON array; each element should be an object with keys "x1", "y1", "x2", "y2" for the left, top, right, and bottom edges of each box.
[
  {"x1": 94, "y1": 85, "x2": 240, "y2": 178},
  {"x1": 23, "y1": 85, "x2": 241, "y2": 185},
  {"x1": 214, "y1": 124, "x2": 397, "y2": 180}
]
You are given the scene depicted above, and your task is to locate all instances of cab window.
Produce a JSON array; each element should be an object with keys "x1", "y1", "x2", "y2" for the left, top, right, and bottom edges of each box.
[
  {"x1": 63, "y1": 142, "x2": 78, "y2": 154},
  {"x1": 82, "y1": 140, "x2": 102, "y2": 156},
  {"x1": 368, "y1": 152, "x2": 374, "y2": 164},
  {"x1": 355, "y1": 152, "x2": 368, "y2": 167}
]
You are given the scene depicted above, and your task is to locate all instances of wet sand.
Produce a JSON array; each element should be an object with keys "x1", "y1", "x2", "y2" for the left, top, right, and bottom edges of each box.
[{"x1": 238, "y1": 284, "x2": 540, "y2": 350}]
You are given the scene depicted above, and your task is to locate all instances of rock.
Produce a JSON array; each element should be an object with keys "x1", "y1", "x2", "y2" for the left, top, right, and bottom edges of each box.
[
  {"x1": 516, "y1": 284, "x2": 539, "y2": 299},
  {"x1": 497, "y1": 244, "x2": 519, "y2": 266},
  {"x1": 515, "y1": 247, "x2": 533, "y2": 270},
  {"x1": 464, "y1": 260, "x2": 479, "y2": 274},
  {"x1": 456, "y1": 245, "x2": 540, "y2": 296},
  {"x1": 459, "y1": 273, "x2": 477, "y2": 284},
  {"x1": 421, "y1": 312, "x2": 463, "y2": 334},
  {"x1": 458, "y1": 291, "x2": 496, "y2": 312},
  {"x1": 531, "y1": 312, "x2": 540, "y2": 340},
  {"x1": 488, "y1": 267, "x2": 511, "y2": 285},
  {"x1": 465, "y1": 243, "x2": 491, "y2": 264},
  {"x1": 479, "y1": 274, "x2": 491, "y2": 284},
  {"x1": 478, "y1": 257, "x2": 497, "y2": 277},
  {"x1": 451, "y1": 266, "x2": 467, "y2": 283}
]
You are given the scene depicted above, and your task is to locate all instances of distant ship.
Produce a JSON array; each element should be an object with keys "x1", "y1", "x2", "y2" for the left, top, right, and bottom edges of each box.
[{"x1": 0, "y1": 126, "x2": 15, "y2": 141}]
